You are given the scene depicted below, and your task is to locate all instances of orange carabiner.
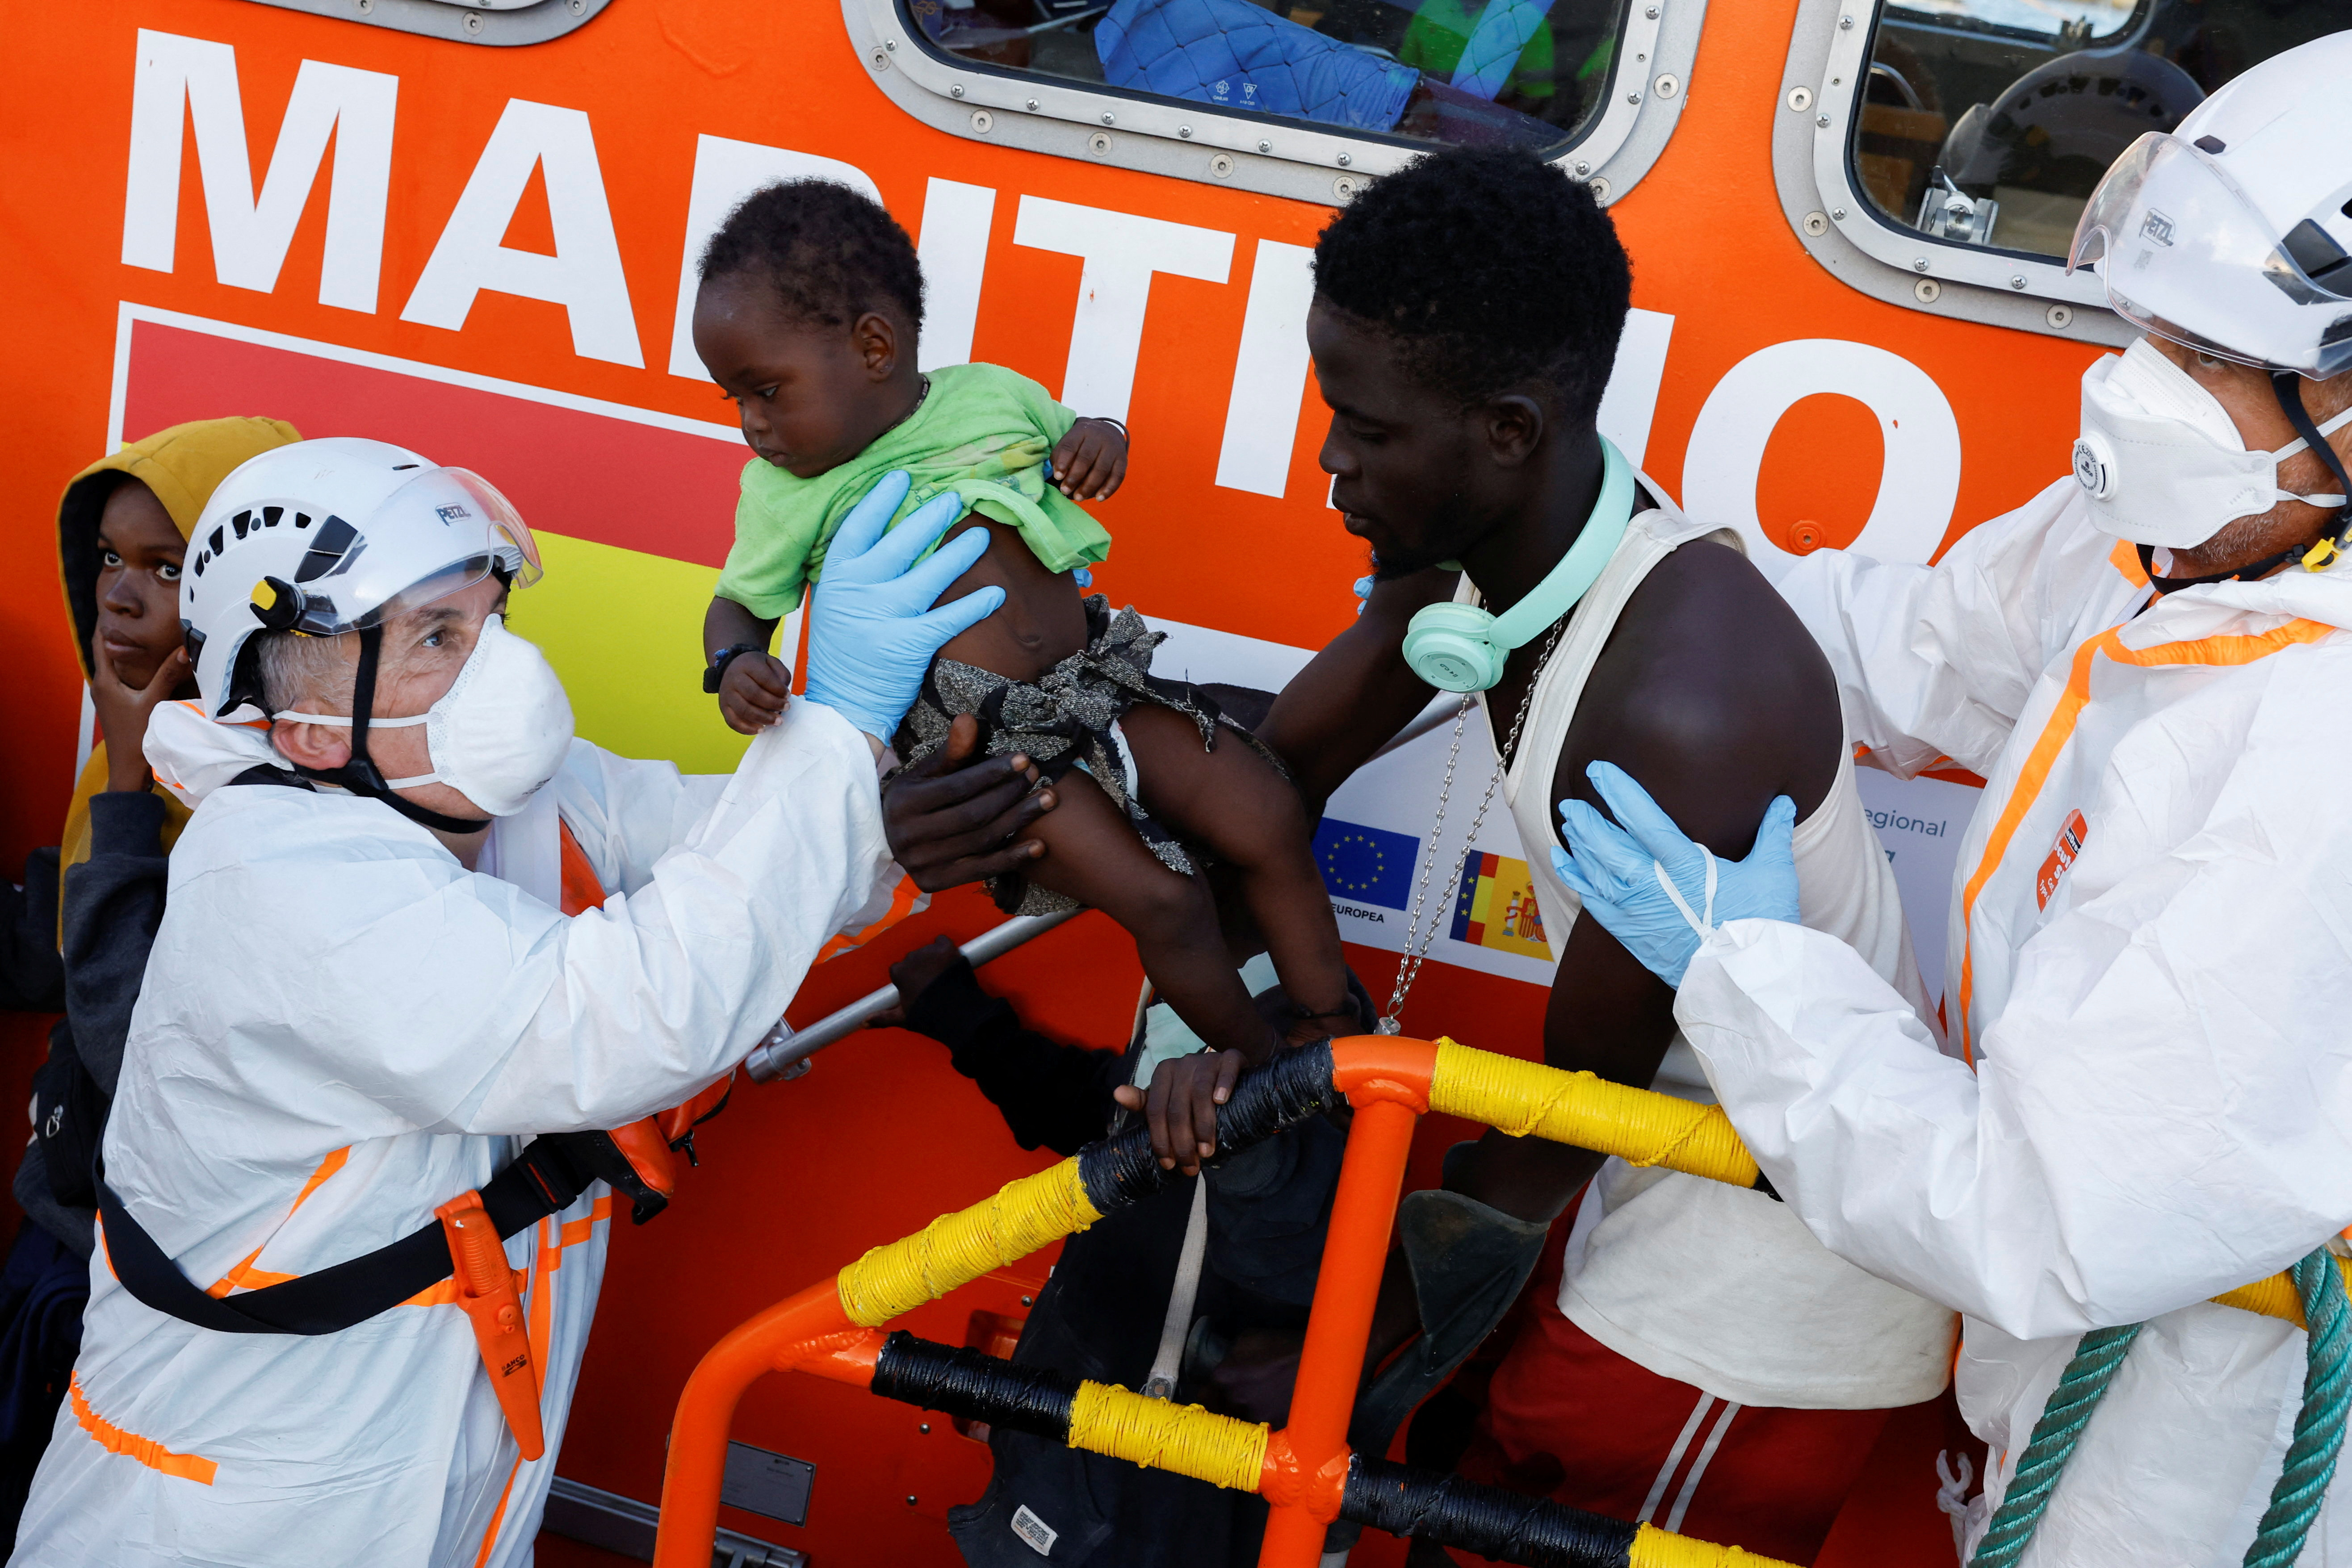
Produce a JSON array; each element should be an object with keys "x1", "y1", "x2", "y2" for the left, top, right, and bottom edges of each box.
[{"x1": 436, "y1": 1190, "x2": 544, "y2": 1460}]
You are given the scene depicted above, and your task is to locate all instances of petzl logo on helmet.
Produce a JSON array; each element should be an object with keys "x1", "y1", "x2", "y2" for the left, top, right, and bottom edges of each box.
[
  {"x1": 2139, "y1": 209, "x2": 2177, "y2": 247},
  {"x1": 435, "y1": 503, "x2": 473, "y2": 523}
]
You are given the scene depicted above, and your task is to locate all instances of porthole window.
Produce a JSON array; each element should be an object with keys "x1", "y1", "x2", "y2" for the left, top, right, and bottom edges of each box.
[
  {"x1": 851, "y1": 0, "x2": 1703, "y2": 207},
  {"x1": 909, "y1": 0, "x2": 1630, "y2": 154},
  {"x1": 1858, "y1": 0, "x2": 2341, "y2": 261},
  {"x1": 1780, "y1": 0, "x2": 2346, "y2": 335}
]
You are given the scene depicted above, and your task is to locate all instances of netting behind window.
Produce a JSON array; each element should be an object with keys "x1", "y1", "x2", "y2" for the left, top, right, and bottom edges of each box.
[
  {"x1": 1855, "y1": 0, "x2": 2345, "y2": 261},
  {"x1": 905, "y1": 0, "x2": 1631, "y2": 155}
]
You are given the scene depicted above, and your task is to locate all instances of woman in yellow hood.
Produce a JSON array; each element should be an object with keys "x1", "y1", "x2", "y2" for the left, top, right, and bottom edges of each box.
[
  {"x1": 0, "y1": 417, "x2": 298, "y2": 1531},
  {"x1": 52, "y1": 415, "x2": 304, "y2": 876}
]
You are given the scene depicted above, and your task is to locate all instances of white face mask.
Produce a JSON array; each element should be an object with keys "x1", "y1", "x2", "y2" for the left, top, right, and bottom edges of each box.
[
  {"x1": 2071, "y1": 339, "x2": 2351, "y2": 549},
  {"x1": 281, "y1": 615, "x2": 574, "y2": 816}
]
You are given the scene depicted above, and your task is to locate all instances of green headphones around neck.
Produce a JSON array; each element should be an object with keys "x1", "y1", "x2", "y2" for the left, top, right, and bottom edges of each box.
[{"x1": 1401, "y1": 437, "x2": 1635, "y2": 693}]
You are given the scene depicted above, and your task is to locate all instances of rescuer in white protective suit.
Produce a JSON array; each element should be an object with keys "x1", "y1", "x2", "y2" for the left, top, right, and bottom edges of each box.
[
  {"x1": 1548, "y1": 34, "x2": 2352, "y2": 1568},
  {"x1": 7, "y1": 439, "x2": 1000, "y2": 1568}
]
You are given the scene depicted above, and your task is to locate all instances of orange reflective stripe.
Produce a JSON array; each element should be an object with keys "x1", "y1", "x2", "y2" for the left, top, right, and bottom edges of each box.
[
  {"x1": 557, "y1": 821, "x2": 608, "y2": 917},
  {"x1": 2099, "y1": 617, "x2": 2335, "y2": 673},
  {"x1": 206, "y1": 1259, "x2": 298, "y2": 1294},
  {"x1": 1954, "y1": 618, "x2": 2337, "y2": 1058},
  {"x1": 71, "y1": 1373, "x2": 216, "y2": 1485},
  {"x1": 1954, "y1": 636, "x2": 2102, "y2": 1060},
  {"x1": 560, "y1": 1194, "x2": 613, "y2": 1249},
  {"x1": 206, "y1": 1146, "x2": 349, "y2": 1298},
  {"x1": 529, "y1": 1215, "x2": 557, "y2": 1372},
  {"x1": 816, "y1": 873, "x2": 921, "y2": 963},
  {"x1": 193, "y1": 1126, "x2": 615, "y2": 1309},
  {"x1": 472, "y1": 1455, "x2": 524, "y2": 1568},
  {"x1": 523, "y1": 1192, "x2": 613, "y2": 1379},
  {"x1": 2109, "y1": 537, "x2": 2150, "y2": 589}
]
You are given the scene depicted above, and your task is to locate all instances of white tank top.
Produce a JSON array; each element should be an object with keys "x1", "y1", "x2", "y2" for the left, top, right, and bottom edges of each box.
[{"x1": 1472, "y1": 491, "x2": 1958, "y2": 1409}]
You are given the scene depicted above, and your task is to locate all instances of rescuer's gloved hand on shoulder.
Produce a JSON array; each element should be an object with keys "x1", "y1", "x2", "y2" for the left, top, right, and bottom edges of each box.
[
  {"x1": 1551, "y1": 761, "x2": 1800, "y2": 989},
  {"x1": 801, "y1": 470, "x2": 1000, "y2": 744}
]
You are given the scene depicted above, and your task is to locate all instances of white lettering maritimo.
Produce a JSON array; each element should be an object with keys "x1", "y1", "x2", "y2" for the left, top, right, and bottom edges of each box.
[
  {"x1": 123, "y1": 29, "x2": 395, "y2": 312},
  {"x1": 119, "y1": 28, "x2": 1958, "y2": 557},
  {"x1": 400, "y1": 98, "x2": 641, "y2": 367}
]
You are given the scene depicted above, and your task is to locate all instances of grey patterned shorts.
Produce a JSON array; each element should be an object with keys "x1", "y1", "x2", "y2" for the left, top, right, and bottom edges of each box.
[{"x1": 893, "y1": 596, "x2": 1282, "y2": 915}]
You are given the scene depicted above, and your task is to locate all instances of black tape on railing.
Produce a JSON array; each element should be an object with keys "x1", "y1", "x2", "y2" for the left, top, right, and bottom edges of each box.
[
  {"x1": 1216, "y1": 1037, "x2": 1340, "y2": 1153},
  {"x1": 1077, "y1": 1039, "x2": 1341, "y2": 1216},
  {"x1": 868, "y1": 1331, "x2": 1078, "y2": 1443},
  {"x1": 1342, "y1": 1456, "x2": 1640, "y2": 1568}
]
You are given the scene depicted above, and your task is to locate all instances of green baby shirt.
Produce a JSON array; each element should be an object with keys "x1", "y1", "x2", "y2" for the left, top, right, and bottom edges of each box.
[{"x1": 715, "y1": 361, "x2": 1115, "y2": 620}]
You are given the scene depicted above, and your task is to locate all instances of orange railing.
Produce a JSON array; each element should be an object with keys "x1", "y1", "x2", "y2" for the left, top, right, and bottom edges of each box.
[
  {"x1": 649, "y1": 1028, "x2": 2339, "y2": 1568},
  {"x1": 648, "y1": 1033, "x2": 1788, "y2": 1568}
]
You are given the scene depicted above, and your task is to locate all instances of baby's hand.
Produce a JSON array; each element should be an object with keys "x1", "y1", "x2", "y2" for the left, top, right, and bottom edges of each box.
[
  {"x1": 1052, "y1": 418, "x2": 1128, "y2": 502},
  {"x1": 1112, "y1": 1049, "x2": 1243, "y2": 1175},
  {"x1": 718, "y1": 651, "x2": 794, "y2": 734}
]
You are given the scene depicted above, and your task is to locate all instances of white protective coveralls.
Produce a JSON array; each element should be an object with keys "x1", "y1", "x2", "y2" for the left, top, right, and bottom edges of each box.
[
  {"x1": 1673, "y1": 475, "x2": 2352, "y2": 1564},
  {"x1": 10, "y1": 695, "x2": 898, "y2": 1568}
]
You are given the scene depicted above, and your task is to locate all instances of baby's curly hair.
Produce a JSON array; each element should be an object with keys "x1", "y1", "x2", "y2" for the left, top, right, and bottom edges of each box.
[
  {"x1": 1313, "y1": 148, "x2": 1630, "y2": 417},
  {"x1": 700, "y1": 179, "x2": 926, "y2": 338}
]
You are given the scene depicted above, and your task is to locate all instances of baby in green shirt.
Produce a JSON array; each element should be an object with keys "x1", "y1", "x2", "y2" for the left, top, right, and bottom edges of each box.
[{"x1": 693, "y1": 180, "x2": 1358, "y2": 1066}]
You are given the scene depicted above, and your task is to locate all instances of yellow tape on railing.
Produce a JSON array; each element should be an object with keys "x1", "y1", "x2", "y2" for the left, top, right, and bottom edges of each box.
[
  {"x1": 1067, "y1": 1381, "x2": 1269, "y2": 1493},
  {"x1": 2211, "y1": 1256, "x2": 2352, "y2": 1330},
  {"x1": 837, "y1": 1157, "x2": 1103, "y2": 1328},
  {"x1": 1426, "y1": 1039, "x2": 1761, "y2": 1189},
  {"x1": 1629, "y1": 1521, "x2": 1799, "y2": 1567}
]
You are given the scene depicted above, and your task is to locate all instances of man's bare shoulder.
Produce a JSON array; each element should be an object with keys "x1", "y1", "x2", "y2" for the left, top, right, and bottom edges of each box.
[{"x1": 1547, "y1": 537, "x2": 1843, "y2": 853}]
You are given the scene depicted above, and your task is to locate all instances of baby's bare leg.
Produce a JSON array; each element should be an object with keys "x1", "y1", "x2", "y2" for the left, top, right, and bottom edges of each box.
[
  {"x1": 1018, "y1": 768, "x2": 1281, "y2": 1062},
  {"x1": 1118, "y1": 706, "x2": 1355, "y2": 1037}
]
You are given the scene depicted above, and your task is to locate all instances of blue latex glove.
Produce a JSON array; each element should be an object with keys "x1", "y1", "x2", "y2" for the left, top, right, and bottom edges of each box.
[
  {"x1": 1548, "y1": 761, "x2": 1801, "y2": 988},
  {"x1": 802, "y1": 470, "x2": 1002, "y2": 742}
]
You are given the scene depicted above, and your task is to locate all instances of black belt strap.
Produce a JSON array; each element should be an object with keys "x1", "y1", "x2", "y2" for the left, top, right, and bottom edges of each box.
[{"x1": 97, "y1": 1133, "x2": 608, "y2": 1336}]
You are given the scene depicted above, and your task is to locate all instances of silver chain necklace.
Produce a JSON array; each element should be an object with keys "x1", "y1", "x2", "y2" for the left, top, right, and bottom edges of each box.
[{"x1": 1378, "y1": 614, "x2": 1570, "y2": 1034}]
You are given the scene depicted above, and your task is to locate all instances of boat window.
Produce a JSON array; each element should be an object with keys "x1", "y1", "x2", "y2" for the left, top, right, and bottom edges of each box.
[
  {"x1": 902, "y1": 0, "x2": 1632, "y2": 158},
  {"x1": 1854, "y1": 0, "x2": 2344, "y2": 263}
]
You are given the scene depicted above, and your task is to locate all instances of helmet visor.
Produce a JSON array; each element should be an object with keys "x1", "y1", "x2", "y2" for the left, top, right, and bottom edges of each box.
[
  {"x1": 285, "y1": 468, "x2": 543, "y2": 636},
  {"x1": 2070, "y1": 132, "x2": 2352, "y2": 378}
]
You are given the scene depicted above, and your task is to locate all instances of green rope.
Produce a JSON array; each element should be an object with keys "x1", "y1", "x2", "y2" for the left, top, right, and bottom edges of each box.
[
  {"x1": 1969, "y1": 1247, "x2": 2352, "y2": 1568},
  {"x1": 2243, "y1": 1248, "x2": 2352, "y2": 1568},
  {"x1": 1967, "y1": 1322, "x2": 2142, "y2": 1567}
]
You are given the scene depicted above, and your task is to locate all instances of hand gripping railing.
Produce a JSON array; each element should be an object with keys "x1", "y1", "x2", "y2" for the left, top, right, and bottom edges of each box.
[{"x1": 653, "y1": 1035, "x2": 2340, "y2": 1568}]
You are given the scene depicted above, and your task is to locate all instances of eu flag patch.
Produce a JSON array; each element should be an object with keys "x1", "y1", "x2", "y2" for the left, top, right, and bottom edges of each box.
[{"x1": 1312, "y1": 818, "x2": 1418, "y2": 910}]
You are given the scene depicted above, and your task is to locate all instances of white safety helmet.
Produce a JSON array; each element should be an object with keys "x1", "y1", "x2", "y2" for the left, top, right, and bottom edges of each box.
[
  {"x1": 2067, "y1": 32, "x2": 2352, "y2": 378},
  {"x1": 182, "y1": 437, "x2": 542, "y2": 722}
]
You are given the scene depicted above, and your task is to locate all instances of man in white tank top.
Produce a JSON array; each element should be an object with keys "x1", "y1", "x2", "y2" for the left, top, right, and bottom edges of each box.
[
  {"x1": 1245, "y1": 145, "x2": 1957, "y2": 1564},
  {"x1": 877, "y1": 148, "x2": 1956, "y2": 1560}
]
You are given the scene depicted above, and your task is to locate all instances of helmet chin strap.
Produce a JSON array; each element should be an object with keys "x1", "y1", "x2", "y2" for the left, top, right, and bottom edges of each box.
[
  {"x1": 289, "y1": 625, "x2": 492, "y2": 836},
  {"x1": 2277, "y1": 368, "x2": 2352, "y2": 569},
  {"x1": 2140, "y1": 372, "x2": 2352, "y2": 595}
]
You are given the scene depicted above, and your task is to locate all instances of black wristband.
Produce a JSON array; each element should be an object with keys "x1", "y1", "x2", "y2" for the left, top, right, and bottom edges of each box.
[{"x1": 702, "y1": 642, "x2": 766, "y2": 694}]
